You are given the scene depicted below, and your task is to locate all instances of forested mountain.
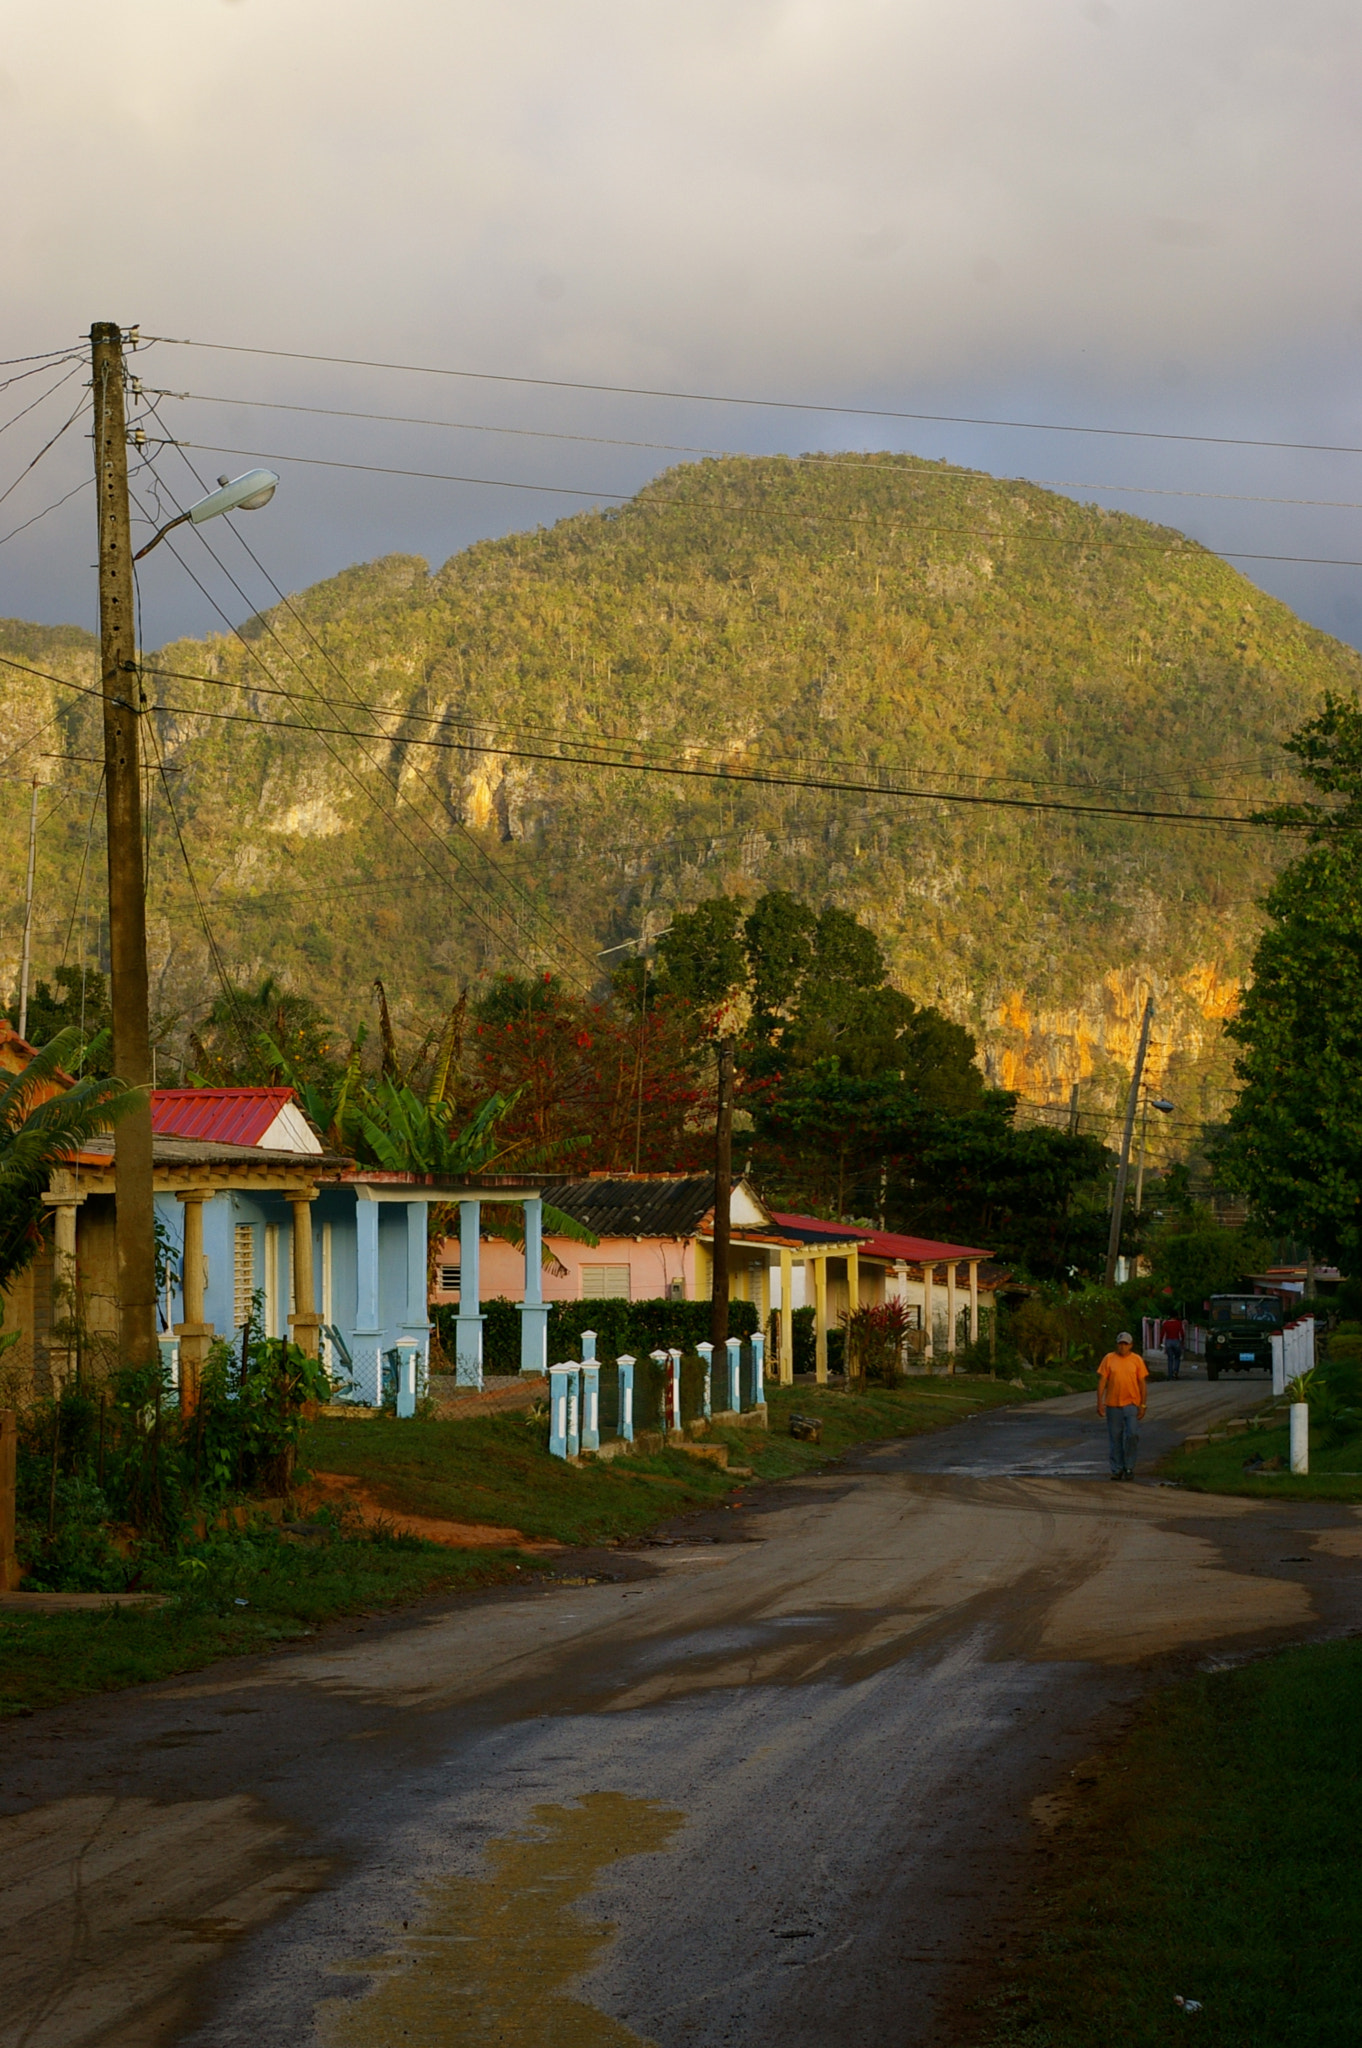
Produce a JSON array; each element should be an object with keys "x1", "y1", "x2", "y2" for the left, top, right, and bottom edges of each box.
[{"x1": 4, "y1": 452, "x2": 1359, "y2": 1126}]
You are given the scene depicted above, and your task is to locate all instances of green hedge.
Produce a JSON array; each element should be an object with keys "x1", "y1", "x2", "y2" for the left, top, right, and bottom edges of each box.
[{"x1": 432, "y1": 1295, "x2": 759, "y2": 1375}]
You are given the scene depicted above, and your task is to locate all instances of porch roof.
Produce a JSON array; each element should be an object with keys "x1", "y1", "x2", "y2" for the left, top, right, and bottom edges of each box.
[{"x1": 768, "y1": 1213, "x2": 991, "y2": 1262}]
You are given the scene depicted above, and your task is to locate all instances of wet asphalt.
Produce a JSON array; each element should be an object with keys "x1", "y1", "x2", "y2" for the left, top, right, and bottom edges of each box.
[{"x1": 2, "y1": 1371, "x2": 1351, "y2": 2048}]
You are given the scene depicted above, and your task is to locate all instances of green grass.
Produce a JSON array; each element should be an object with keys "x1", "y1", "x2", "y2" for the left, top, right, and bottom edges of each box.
[
  {"x1": 300, "y1": 1375, "x2": 1056, "y2": 1542},
  {"x1": 0, "y1": 1527, "x2": 520, "y2": 1718},
  {"x1": 980, "y1": 1636, "x2": 1362, "y2": 2048},
  {"x1": 4, "y1": 1370, "x2": 1081, "y2": 1717},
  {"x1": 1162, "y1": 1417, "x2": 1362, "y2": 1502}
]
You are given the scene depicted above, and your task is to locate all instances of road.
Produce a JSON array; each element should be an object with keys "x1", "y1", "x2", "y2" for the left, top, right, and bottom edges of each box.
[{"x1": 4, "y1": 1377, "x2": 1360, "y2": 2048}]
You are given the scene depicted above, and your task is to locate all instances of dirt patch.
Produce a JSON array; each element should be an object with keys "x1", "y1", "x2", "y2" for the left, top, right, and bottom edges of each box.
[{"x1": 298, "y1": 1471, "x2": 560, "y2": 1551}]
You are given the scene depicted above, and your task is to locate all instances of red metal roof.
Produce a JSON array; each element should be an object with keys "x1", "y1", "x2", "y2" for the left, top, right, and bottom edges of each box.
[
  {"x1": 770, "y1": 1212, "x2": 991, "y2": 1263},
  {"x1": 151, "y1": 1087, "x2": 301, "y2": 1148}
]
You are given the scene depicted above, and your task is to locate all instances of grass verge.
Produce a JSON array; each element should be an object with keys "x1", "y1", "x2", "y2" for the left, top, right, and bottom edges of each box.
[
  {"x1": 1162, "y1": 1418, "x2": 1362, "y2": 1502},
  {"x1": 977, "y1": 1635, "x2": 1362, "y2": 2047},
  {"x1": 4, "y1": 1368, "x2": 1087, "y2": 1718},
  {"x1": 299, "y1": 1374, "x2": 1075, "y2": 1543},
  {"x1": 0, "y1": 1527, "x2": 520, "y2": 1719}
]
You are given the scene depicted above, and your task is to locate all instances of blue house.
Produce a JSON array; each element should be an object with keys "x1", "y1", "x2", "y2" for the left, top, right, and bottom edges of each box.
[{"x1": 41, "y1": 1089, "x2": 548, "y2": 1403}]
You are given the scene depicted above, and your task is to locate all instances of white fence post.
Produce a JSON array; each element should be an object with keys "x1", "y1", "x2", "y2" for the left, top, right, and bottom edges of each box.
[
  {"x1": 580, "y1": 1362, "x2": 600, "y2": 1452},
  {"x1": 617, "y1": 1355, "x2": 635, "y2": 1442}
]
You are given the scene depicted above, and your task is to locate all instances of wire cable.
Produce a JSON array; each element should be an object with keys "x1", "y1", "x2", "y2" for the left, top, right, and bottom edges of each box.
[
  {"x1": 148, "y1": 387, "x2": 1362, "y2": 515},
  {"x1": 153, "y1": 438, "x2": 1362, "y2": 572},
  {"x1": 142, "y1": 334, "x2": 1362, "y2": 459},
  {"x1": 0, "y1": 476, "x2": 95, "y2": 551},
  {"x1": 0, "y1": 385, "x2": 91, "y2": 514},
  {"x1": 0, "y1": 361, "x2": 86, "y2": 444}
]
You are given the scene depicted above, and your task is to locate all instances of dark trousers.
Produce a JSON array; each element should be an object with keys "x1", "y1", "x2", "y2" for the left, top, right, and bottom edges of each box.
[
  {"x1": 1105, "y1": 1403, "x2": 1140, "y2": 1476},
  {"x1": 1165, "y1": 1340, "x2": 1183, "y2": 1379}
]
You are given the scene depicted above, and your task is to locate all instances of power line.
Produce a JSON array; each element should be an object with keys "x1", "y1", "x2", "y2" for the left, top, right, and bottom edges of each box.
[
  {"x1": 0, "y1": 385, "x2": 91, "y2": 515},
  {"x1": 135, "y1": 411, "x2": 603, "y2": 985},
  {"x1": 0, "y1": 476, "x2": 95, "y2": 551},
  {"x1": 148, "y1": 387, "x2": 1362, "y2": 515},
  {"x1": 141, "y1": 333, "x2": 1362, "y2": 459},
  {"x1": 152, "y1": 439, "x2": 1362, "y2": 572},
  {"x1": 134, "y1": 653, "x2": 1299, "y2": 807},
  {"x1": 0, "y1": 361, "x2": 86, "y2": 444},
  {"x1": 124, "y1": 445, "x2": 571, "y2": 983}
]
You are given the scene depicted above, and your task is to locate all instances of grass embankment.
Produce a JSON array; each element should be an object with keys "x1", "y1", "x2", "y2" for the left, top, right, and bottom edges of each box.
[
  {"x1": 1, "y1": 1371, "x2": 1084, "y2": 1718},
  {"x1": 301, "y1": 1376, "x2": 1073, "y2": 1542},
  {"x1": 0, "y1": 1526, "x2": 518, "y2": 1719},
  {"x1": 980, "y1": 1636, "x2": 1362, "y2": 2047},
  {"x1": 1164, "y1": 1415, "x2": 1362, "y2": 1503}
]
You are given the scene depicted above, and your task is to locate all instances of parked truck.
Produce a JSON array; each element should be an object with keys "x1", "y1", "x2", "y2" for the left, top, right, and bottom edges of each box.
[{"x1": 1203, "y1": 1293, "x2": 1283, "y2": 1380}]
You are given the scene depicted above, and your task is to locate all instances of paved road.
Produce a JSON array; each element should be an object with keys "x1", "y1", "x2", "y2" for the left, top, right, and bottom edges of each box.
[{"x1": 4, "y1": 1378, "x2": 1359, "y2": 2048}]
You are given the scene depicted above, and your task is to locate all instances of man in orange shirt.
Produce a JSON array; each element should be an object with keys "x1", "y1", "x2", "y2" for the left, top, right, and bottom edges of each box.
[{"x1": 1097, "y1": 1331, "x2": 1149, "y2": 1481}]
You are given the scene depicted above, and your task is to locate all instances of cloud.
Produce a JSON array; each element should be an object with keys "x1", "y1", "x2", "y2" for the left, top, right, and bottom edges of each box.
[{"x1": 2, "y1": 0, "x2": 1360, "y2": 646}]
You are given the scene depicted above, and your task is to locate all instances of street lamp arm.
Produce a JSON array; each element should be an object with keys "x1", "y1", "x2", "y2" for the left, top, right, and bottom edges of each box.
[{"x1": 132, "y1": 469, "x2": 279, "y2": 562}]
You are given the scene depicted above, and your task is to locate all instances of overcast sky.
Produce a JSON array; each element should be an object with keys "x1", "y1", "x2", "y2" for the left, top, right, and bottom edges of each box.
[{"x1": 3, "y1": 0, "x2": 1361, "y2": 649}]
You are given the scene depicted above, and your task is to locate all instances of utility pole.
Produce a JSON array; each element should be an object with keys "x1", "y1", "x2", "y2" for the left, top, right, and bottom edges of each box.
[
  {"x1": 1104, "y1": 997, "x2": 1153, "y2": 1289},
  {"x1": 710, "y1": 1037, "x2": 734, "y2": 1348},
  {"x1": 91, "y1": 321, "x2": 157, "y2": 1363},
  {"x1": 17, "y1": 777, "x2": 38, "y2": 1039}
]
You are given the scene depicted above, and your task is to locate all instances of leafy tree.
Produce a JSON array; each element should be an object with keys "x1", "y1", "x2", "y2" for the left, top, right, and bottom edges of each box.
[
  {"x1": 6, "y1": 967, "x2": 114, "y2": 1076},
  {"x1": 1144, "y1": 1211, "x2": 1270, "y2": 1311},
  {"x1": 468, "y1": 972, "x2": 711, "y2": 1171},
  {"x1": 0, "y1": 1029, "x2": 139, "y2": 1292},
  {"x1": 1219, "y1": 695, "x2": 1362, "y2": 1271},
  {"x1": 653, "y1": 899, "x2": 747, "y2": 1019},
  {"x1": 187, "y1": 976, "x2": 342, "y2": 1090}
]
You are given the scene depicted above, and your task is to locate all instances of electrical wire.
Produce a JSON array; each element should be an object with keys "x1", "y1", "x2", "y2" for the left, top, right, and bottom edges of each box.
[
  {"x1": 148, "y1": 387, "x2": 1362, "y2": 515},
  {"x1": 60, "y1": 769, "x2": 105, "y2": 970},
  {"x1": 133, "y1": 653, "x2": 1297, "y2": 806},
  {"x1": 0, "y1": 361, "x2": 86, "y2": 444},
  {"x1": 150, "y1": 438, "x2": 1362, "y2": 573},
  {"x1": 0, "y1": 385, "x2": 91, "y2": 514},
  {"x1": 133, "y1": 413, "x2": 603, "y2": 984},
  {"x1": 0, "y1": 641, "x2": 1320, "y2": 832},
  {"x1": 141, "y1": 334, "x2": 1362, "y2": 459},
  {"x1": 0, "y1": 476, "x2": 94, "y2": 551}
]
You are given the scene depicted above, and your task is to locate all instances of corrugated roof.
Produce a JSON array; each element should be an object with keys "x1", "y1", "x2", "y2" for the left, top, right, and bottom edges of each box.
[
  {"x1": 151, "y1": 1087, "x2": 315, "y2": 1150},
  {"x1": 545, "y1": 1176, "x2": 719, "y2": 1238},
  {"x1": 770, "y1": 1213, "x2": 992, "y2": 1262}
]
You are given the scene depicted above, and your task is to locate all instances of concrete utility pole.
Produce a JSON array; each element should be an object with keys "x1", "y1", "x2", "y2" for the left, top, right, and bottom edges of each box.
[
  {"x1": 1104, "y1": 996, "x2": 1153, "y2": 1289},
  {"x1": 91, "y1": 321, "x2": 157, "y2": 1364},
  {"x1": 17, "y1": 777, "x2": 38, "y2": 1040},
  {"x1": 710, "y1": 1037, "x2": 734, "y2": 1347}
]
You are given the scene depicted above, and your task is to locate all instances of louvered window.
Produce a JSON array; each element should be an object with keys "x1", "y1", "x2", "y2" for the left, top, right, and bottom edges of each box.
[
  {"x1": 582, "y1": 1263, "x2": 630, "y2": 1299},
  {"x1": 233, "y1": 1225, "x2": 254, "y2": 1331},
  {"x1": 439, "y1": 1264, "x2": 461, "y2": 1293}
]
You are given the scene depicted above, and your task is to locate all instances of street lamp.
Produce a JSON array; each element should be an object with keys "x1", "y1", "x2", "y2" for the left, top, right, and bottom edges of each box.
[{"x1": 134, "y1": 469, "x2": 280, "y2": 560}]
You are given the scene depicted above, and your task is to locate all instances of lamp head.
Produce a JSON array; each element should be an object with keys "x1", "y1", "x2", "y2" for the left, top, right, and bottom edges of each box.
[{"x1": 188, "y1": 469, "x2": 279, "y2": 523}]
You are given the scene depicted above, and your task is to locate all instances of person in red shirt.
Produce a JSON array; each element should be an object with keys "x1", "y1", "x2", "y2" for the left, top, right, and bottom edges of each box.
[
  {"x1": 1097, "y1": 1332, "x2": 1149, "y2": 1481},
  {"x1": 1161, "y1": 1314, "x2": 1186, "y2": 1380}
]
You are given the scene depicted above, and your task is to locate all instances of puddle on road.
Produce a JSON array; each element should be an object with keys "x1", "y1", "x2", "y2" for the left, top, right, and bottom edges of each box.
[{"x1": 319, "y1": 1791, "x2": 683, "y2": 2046}]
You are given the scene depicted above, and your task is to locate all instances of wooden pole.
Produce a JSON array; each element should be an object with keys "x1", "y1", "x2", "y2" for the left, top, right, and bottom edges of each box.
[
  {"x1": 1104, "y1": 997, "x2": 1153, "y2": 1288},
  {"x1": 17, "y1": 778, "x2": 38, "y2": 1040},
  {"x1": 0, "y1": 1411, "x2": 19, "y2": 1591},
  {"x1": 91, "y1": 320, "x2": 156, "y2": 1364},
  {"x1": 709, "y1": 1037, "x2": 734, "y2": 1348}
]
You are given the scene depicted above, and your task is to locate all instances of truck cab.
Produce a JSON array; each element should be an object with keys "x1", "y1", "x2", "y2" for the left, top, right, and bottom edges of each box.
[{"x1": 1204, "y1": 1293, "x2": 1283, "y2": 1379}]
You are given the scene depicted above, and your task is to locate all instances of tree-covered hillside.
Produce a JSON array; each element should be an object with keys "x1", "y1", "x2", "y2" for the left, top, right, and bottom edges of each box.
[{"x1": 4, "y1": 454, "x2": 1359, "y2": 1127}]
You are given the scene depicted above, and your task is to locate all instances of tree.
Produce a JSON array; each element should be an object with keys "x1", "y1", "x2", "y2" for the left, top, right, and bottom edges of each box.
[
  {"x1": 187, "y1": 977, "x2": 343, "y2": 1090},
  {"x1": 1219, "y1": 695, "x2": 1362, "y2": 1270},
  {"x1": 467, "y1": 973, "x2": 709, "y2": 1172},
  {"x1": 1144, "y1": 1212, "x2": 1269, "y2": 1311},
  {"x1": 0, "y1": 1030, "x2": 139, "y2": 1293},
  {"x1": 6, "y1": 967, "x2": 114, "y2": 1077}
]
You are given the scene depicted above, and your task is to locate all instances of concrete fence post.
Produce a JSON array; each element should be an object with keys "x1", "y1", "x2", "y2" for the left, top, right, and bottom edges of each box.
[
  {"x1": 617, "y1": 1355, "x2": 636, "y2": 1442},
  {"x1": 1290, "y1": 1397, "x2": 1310, "y2": 1474},
  {"x1": 749, "y1": 1331, "x2": 766, "y2": 1407},
  {"x1": 394, "y1": 1340, "x2": 419, "y2": 1419},
  {"x1": 650, "y1": 1349, "x2": 669, "y2": 1432},
  {"x1": 549, "y1": 1363, "x2": 579, "y2": 1459},
  {"x1": 581, "y1": 1328, "x2": 598, "y2": 1362},
  {"x1": 696, "y1": 1341, "x2": 713, "y2": 1420},
  {"x1": 580, "y1": 1362, "x2": 600, "y2": 1452},
  {"x1": 725, "y1": 1335, "x2": 742, "y2": 1414},
  {"x1": 667, "y1": 1347, "x2": 683, "y2": 1436},
  {"x1": 1271, "y1": 1330, "x2": 1285, "y2": 1398}
]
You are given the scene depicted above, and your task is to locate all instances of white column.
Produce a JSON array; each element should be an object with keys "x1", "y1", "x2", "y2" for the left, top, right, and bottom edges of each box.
[
  {"x1": 969, "y1": 1259, "x2": 980, "y2": 1344},
  {"x1": 923, "y1": 1263, "x2": 935, "y2": 1364},
  {"x1": 353, "y1": 1195, "x2": 382, "y2": 1406},
  {"x1": 455, "y1": 1198, "x2": 484, "y2": 1388},
  {"x1": 519, "y1": 1194, "x2": 550, "y2": 1375},
  {"x1": 947, "y1": 1261, "x2": 958, "y2": 1373},
  {"x1": 779, "y1": 1246, "x2": 795, "y2": 1385},
  {"x1": 402, "y1": 1199, "x2": 430, "y2": 1389}
]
